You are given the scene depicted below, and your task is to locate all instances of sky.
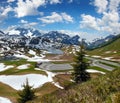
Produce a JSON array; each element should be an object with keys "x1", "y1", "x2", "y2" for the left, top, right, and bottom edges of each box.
[{"x1": 0, "y1": 0, "x2": 120, "y2": 41}]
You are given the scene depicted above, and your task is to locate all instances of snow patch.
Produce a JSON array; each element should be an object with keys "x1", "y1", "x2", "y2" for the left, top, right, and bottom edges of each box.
[
  {"x1": 17, "y1": 64, "x2": 30, "y2": 70},
  {"x1": 35, "y1": 68, "x2": 64, "y2": 89},
  {"x1": 14, "y1": 53, "x2": 49, "y2": 62},
  {"x1": 92, "y1": 55, "x2": 101, "y2": 58},
  {"x1": 8, "y1": 29, "x2": 20, "y2": 35},
  {"x1": 0, "y1": 74, "x2": 53, "y2": 90},
  {"x1": 0, "y1": 97, "x2": 12, "y2": 103},
  {"x1": 0, "y1": 63, "x2": 14, "y2": 72},
  {"x1": 28, "y1": 50, "x2": 36, "y2": 55},
  {"x1": 86, "y1": 69, "x2": 105, "y2": 74},
  {"x1": 103, "y1": 57, "x2": 113, "y2": 60}
]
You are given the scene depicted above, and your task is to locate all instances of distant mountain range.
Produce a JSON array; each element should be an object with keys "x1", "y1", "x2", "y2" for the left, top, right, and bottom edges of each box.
[
  {"x1": 88, "y1": 34, "x2": 120, "y2": 59},
  {"x1": 0, "y1": 27, "x2": 119, "y2": 51},
  {"x1": 6, "y1": 27, "x2": 80, "y2": 45}
]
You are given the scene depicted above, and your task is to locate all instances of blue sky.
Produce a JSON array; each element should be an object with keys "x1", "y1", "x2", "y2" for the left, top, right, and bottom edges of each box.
[{"x1": 0, "y1": 0, "x2": 120, "y2": 41}]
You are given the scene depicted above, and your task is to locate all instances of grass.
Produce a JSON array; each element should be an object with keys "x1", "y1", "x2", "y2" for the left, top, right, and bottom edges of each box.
[
  {"x1": 87, "y1": 38, "x2": 120, "y2": 58},
  {"x1": 0, "y1": 59, "x2": 47, "y2": 75},
  {"x1": 88, "y1": 66, "x2": 110, "y2": 73},
  {"x1": 99, "y1": 61, "x2": 119, "y2": 69},
  {"x1": 40, "y1": 69, "x2": 120, "y2": 103},
  {"x1": 0, "y1": 82, "x2": 18, "y2": 103},
  {"x1": 53, "y1": 74, "x2": 73, "y2": 88}
]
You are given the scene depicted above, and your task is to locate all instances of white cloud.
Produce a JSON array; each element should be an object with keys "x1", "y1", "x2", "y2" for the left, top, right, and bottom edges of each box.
[
  {"x1": 80, "y1": 14, "x2": 100, "y2": 31},
  {"x1": 80, "y1": 0, "x2": 120, "y2": 34},
  {"x1": 61, "y1": 13, "x2": 73, "y2": 23},
  {"x1": 93, "y1": 0, "x2": 108, "y2": 13},
  {"x1": 20, "y1": 19, "x2": 38, "y2": 27},
  {"x1": 0, "y1": 6, "x2": 13, "y2": 21},
  {"x1": 27, "y1": 22, "x2": 38, "y2": 26},
  {"x1": 109, "y1": 0, "x2": 120, "y2": 12},
  {"x1": 50, "y1": 0, "x2": 61, "y2": 4},
  {"x1": 39, "y1": 12, "x2": 73, "y2": 24},
  {"x1": 15, "y1": 0, "x2": 46, "y2": 18},
  {"x1": 58, "y1": 30, "x2": 102, "y2": 42},
  {"x1": 20, "y1": 19, "x2": 28, "y2": 24},
  {"x1": 80, "y1": 10, "x2": 120, "y2": 34}
]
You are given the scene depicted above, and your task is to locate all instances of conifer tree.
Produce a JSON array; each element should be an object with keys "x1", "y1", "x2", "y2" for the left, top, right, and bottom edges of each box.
[
  {"x1": 72, "y1": 39, "x2": 90, "y2": 83},
  {"x1": 18, "y1": 79, "x2": 36, "y2": 103}
]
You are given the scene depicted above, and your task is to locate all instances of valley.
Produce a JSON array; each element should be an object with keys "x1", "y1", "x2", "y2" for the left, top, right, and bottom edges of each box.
[{"x1": 0, "y1": 28, "x2": 120, "y2": 103}]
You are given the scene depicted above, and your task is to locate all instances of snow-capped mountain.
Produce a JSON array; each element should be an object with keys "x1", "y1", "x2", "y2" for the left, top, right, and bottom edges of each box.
[
  {"x1": 7, "y1": 27, "x2": 42, "y2": 38},
  {"x1": 87, "y1": 34, "x2": 116, "y2": 49},
  {"x1": 6, "y1": 27, "x2": 80, "y2": 45},
  {"x1": 0, "y1": 30, "x2": 5, "y2": 36}
]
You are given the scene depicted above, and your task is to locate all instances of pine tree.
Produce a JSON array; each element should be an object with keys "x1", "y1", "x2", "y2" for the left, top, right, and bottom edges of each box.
[
  {"x1": 18, "y1": 79, "x2": 36, "y2": 103},
  {"x1": 72, "y1": 39, "x2": 90, "y2": 83}
]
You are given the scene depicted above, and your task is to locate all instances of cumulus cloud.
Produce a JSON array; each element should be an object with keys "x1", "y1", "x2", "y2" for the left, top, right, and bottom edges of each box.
[
  {"x1": 0, "y1": 6, "x2": 13, "y2": 21},
  {"x1": 109, "y1": 0, "x2": 120, "y2": 12},
  {"x1": 80, "y1": 14, "x2": 100, "y2": 31},
  {"x1": 20, "y1": 19, "x2": 28, "y2": 24},
  {"x1": 50, "y1": 0, "x2": 61, "y2": 4},
  {"x1": 61, "y1": 13, "x2": 73, "y2": 23},
  {"x1": 14, "y1": 0, "x2": 46, "y2": 17},
  {"x1": 80, "y1": 0, "x2": 120, "y2": 34},
  {"x1": 39, "y1": 12, "x2": 73, "y2": 24},
  {"x1": 20, "y1": 19, "x2": 38, "y2": 27},
  {"x1": 93, "y1": 0, "x2": 108, "y2": 13}
]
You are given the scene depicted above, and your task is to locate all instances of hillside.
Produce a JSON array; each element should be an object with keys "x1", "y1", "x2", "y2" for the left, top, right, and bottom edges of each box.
[
  {"x1": 38, "y1": 69, "x2": 120, "y2": 103},
  {"x1": 87, "y1": 37, "x2": 120, "y2": 60}
]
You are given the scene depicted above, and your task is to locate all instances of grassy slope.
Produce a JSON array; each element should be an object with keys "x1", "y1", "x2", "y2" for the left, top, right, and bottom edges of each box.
[
  {"x1": 0, "y1": 59, "x2": 46, "y2": 75},
  {"x1": 88, "y1": 38, "x2": 120, "y2": 58},
  {"x1": 40, "y1": 69, "x2": 120, "y2": 103}
]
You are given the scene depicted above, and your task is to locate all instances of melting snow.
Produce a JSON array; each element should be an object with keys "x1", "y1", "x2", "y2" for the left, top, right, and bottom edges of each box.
[
  {"x1": 28, "y1": 50, "x2": 36, "y2": 55},
  {"x1": 35, "y1": 68, "x2": 64, "y2": 89},
  {"x1": 0, "y1": 74, "x2": 53, "y2": 90},
  {"x1": 103, "y1": 57, "x2": 113, "y2": 60},
  {"x1": 0, "y1": 97, "x2": 12, "y2": 103},
  {"x1": 92, "y1": 55, "x2": 101, "y2": 58},
  {"x1": 14, "y1": 54, "x2": 49, "y2": 62},
  {"x1": 8, "y1": 29, "x2": 20, "y2": 35},
  {"x1": 0, "y1": 70, "x2": 64, "y2": 90},
  {"x1": 86, "y1": 69, "x2": 105, "y2": 74},
  {"x1": 0, "y1": 63, "x2": 14, "y2": 72},
  {"x1": 17, "y1": 64, "x2": 30, "y2": 70}
]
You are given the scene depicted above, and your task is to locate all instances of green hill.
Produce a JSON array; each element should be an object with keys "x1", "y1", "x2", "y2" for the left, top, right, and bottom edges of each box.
[
  {"x1": 87, "y1": 37, "x2": 120, "y2": 59},
  {"x1": 34, "y1": 69, "x2": 120, "y2": 103}
]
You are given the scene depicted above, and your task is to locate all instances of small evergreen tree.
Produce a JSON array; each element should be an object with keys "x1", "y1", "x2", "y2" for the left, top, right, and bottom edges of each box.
[
  {"x1": 72, "y1": 39, "x2": 90, "y2": 83},
  {"x1": 18, "y1": 79, "x2": 36, "y2": 103}
]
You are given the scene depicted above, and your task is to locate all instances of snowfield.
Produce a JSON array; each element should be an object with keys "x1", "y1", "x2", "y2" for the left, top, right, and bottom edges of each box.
[
  {"x1": 14, "y1": 54, "x2": 50, "y2": 62},
  {"x1": 0, "y1": 63, "x2": 14, "y2": 72},
  {"x1": 0, "y1": 69, "x2": 63, "y2": 90},
  {"x1": 0, "y1": 97, "x2": 12, "y2": 103},
  {"x1": 0, "y1": 74, "x2": 53, "y2": 90},
  {"x1": 17, "y1": 64, "x2": 30, "y2": 70},
  {"x1": 28, "y1": 50, "x2": 36, "y2": 55},
  {"x1": 86, "y1": 69, "x2": 105, "y2": 74}
]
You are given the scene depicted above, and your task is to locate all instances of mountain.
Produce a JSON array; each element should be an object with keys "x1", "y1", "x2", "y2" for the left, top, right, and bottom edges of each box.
[
  {"x1": 43, "y1": 31, "x2": 80, "y2": 45},
  {"x1": 88, "y1": 34, "x2": 120, "y2": 59},
  {"x1": 0, "y1": 30, "x2": 5, "y2": 36},
  {"x1": 7, "y1": 27, "x2": 80, "y2": 45},
  {"x1": 7, "y1": 27, "x2": 42, "y2": 38},
  {"x1": 0, "y1": 28, "x2": 80, "y2": 55},
  {"x1": 87, "y1": 34, "x2": 116, "y2": 50}
]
